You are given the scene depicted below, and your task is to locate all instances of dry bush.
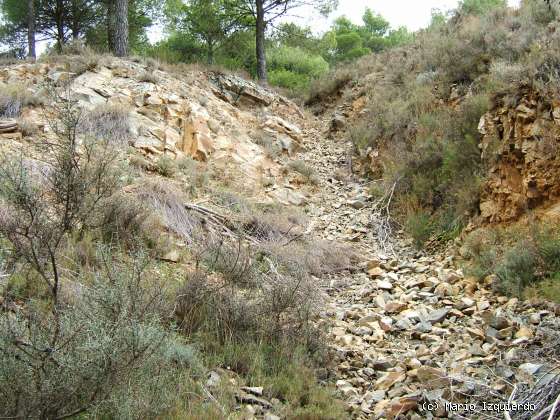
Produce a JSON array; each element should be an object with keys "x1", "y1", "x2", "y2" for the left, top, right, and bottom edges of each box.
[
  {"x1": 213, "y1": 189, "x2": 251, "y2": 213},
  {"x1": 100, "y1": 192, "x2": 156, "y2": 248},
  {"x1": 40, "y1": 43, "x2": 108, "y2": 76},
  {"x1": 0, "y1": 250, "x2": 193, "y2": 419},
  {"x1": 129, "y1": 154, "x2": 154, "y2": 171},
  {"x1": 202, "y1": 238, "x2": 257, "y2": 288},
  {"x1": 138, "y1": 70, "x2": 159, "y2": 84},
  {"x1": 464, "y1": 222, "x2": 560, "y2": 300},
  {"x1": 241, "y1": 204, "x2": 307, "y2": 242},
  {"x1": 259, "y1": 238, "x2": 353, "y2": 277},
  {"x1": 78, "y1": 103, "x2": 132, "y2": 145},
  {"x1": 16, "y1": 117, "x2": 39, "y2": 137},
  {"x1": 288, "y1": 160, "x2": 319, "y2": 185},
  {"x1": 176, "y1": 156, "x2": 210, "y2": 192},
  {"x1": 136, "y1": 179, "x2": 202, "y2": 244},
  {"x1": 305, "y1": 67, "x2": 354, "y2": 106},
  {"x1": 0, "y1": 85, "x2": 42, "y2": 118},
  {"x1": 176, "y1": 237, "x2": 322, "y2": 347}
]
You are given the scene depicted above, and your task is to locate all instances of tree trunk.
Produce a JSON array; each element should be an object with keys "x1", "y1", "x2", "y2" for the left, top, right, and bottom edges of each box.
[
  {"x1": 207, "y1": 39, "x2": 214, "y2": 65},
  {"x1": 55, "y1": 0, "x2": 65, "y2": 52},
  {"x1": 255, "y1": 0, "x2": 267, "y2": 83},
  {"x1": 113, "y1": 0, "x2": 129, "y2": 57},
  {"x1": 27, "y1": 0, "x2": 36, "y2": 60},
  {"x1": 71, "y1": 0, "x2": 80, "y2": 40},
  {"x1": 106, "y1": 0, "x2": 115, "y2": 52}
]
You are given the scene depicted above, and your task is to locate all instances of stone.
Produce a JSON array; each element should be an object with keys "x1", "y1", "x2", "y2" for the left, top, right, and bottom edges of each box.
[
  {"x1": 348, "y1": 199, "x2": 366, "y2": 209},
  {"x1": 364, "y1": 390, "x2": 386, "y2": 404},
  {"x1": 236, "y1": 392, "x2": 272, "y2": 409},
  {"x1": 206, "y1": 371, "x2": 221, "y2": 388},
  {"x1": 385, "y1": 302, "x2": 407, "y2": 313},
  {"x1": 416, "y1": 366, "x2": 448, "y2": 389},
  {"x1": 489, "y1": 315, "x2": 510, "y2": 330},
  {"x1": 375, "y1": 372, "x2": 405, "y2": 390},
  {"x1": 242, "y1": 386, "x2": 264, "y2": 396},
  {"x1": 336, "y1": 380, "x2": 359, "y2": 397},
  {"x1": 515, "y1": 326, "x2": 533, "y2": 339},
  {"x1": 415, "y1": 321, "x2": 432, "y2": 333},
  {"x1": 161, "y1": 250, "x2": 180, "y2": 263},
  {"x1": 377, "y1": 280, "x2": 393, "y2": 290},
  {"x1": 331, "y1": 113, "x2": 346, "y2": 130},
  {"x1": 387, "y1": 396, "x2": 419, "y2": 418},
  {"x1": 370, "y1": 358, "x2": 394, "y2": 371},
  {"x1": 395, "y1": 319, "x2": 412, "y2": 330},
  {"x1": 529, "y1": 313, "x2": 541, "y2": 325},
  {"x1": 367, "y1": 259, "x2": 381, "y2": 270},
  {"x1": 368, "y1": 267, "x2": 385, "y2": 278},
  {"x1": 0, "y1": 120, "x2": 18, "y2": 133},
  {"x1": 456, "y1": 297, "x2": 475, "y2": 310},
  {"x1": 426, "y1": 309, "x2": 450, "y2": 324},
  {"x1": 518, "y1": 363, "x2": 543, "y2": 376},
  {"x1": 467, "y1": 327, "x2": 485, "y2": 340},
  {"x1": 355, "y1": 326, "x2": 373, "y2": 336},
  {"x1": 357, "y1": 315, "x2": 378, "y2": 325}
]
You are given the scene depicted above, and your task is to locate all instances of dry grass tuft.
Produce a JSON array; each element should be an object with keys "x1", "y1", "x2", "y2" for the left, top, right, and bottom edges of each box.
[
  {"x1": 0, "y1": 85, "x2": 43, "y2": 118},
  {"x1": 78, "y1": 103, "x2": 131, "y2": 145}
]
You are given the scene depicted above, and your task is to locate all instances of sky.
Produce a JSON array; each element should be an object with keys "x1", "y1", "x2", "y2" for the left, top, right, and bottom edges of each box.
[{"x1": 287, "y1": 0, "x2": 523, "y2": 34}]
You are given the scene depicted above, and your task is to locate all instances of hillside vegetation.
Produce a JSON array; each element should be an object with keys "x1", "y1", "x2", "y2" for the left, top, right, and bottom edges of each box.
[
  {"x1": 308, "y1": 0, "x2": 560, "y2": 297},
  {"x1": 1, "y1": 0, "x2": 560, "y2": 418}
]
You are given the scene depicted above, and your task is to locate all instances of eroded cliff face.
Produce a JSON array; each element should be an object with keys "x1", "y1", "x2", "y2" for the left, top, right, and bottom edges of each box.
[
  {"x1": 478, "y1": 93, "x2": 560, "y2": 223},
  {"x1": 0, "y1": 58, "x2": 306, "y2": 204}
]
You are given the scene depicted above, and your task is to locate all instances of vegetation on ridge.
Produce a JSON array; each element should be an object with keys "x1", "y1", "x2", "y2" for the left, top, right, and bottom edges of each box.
[{"x1": 310, "y1": 0, "x2": 558, "y2": 248}]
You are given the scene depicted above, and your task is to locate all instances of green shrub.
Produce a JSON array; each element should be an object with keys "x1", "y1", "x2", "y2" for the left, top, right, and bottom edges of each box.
[
  {"x1": 269, "y1": 69, "x2": 310, "y2": 91},
  {"x1": 464, "y1": 223, "x2": 560, "y2": 301},
  {"x1": 459, "y1": 0, "x2": 507, "y2": 15},
  {"x1": 267, "y1": 46, "x2": 329, "y2": 92},
  {"x1": 138, "y1": 70, "x2": 160, "y2": 84},
  {"x1": 268, "y1": 46, "x2": 329, "y2": 79},
  {"x1": 0, "y1": 251, "x2": 194, "y2": 419},
  {"x1": 406, "y1": 210, "x2": 434, "y2": 248},
  {"x1": 155, "y1": 155, "x2": 177, "y2": 177}
]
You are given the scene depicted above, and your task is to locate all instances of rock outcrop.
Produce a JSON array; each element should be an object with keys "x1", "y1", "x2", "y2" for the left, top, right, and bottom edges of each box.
[
  {"x1": 478, "y1": 93, "x2": 560, "y2": 222},
  {"x1": 0, "y1": 59, "x2": 304, "y2": 194}
]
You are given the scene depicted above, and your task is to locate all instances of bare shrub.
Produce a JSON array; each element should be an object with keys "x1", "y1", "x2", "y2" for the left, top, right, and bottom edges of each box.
[
  {"x1": 253, "y1": 131, "x2": 282, "y2": 158},
  {"x1": 0, "y1": 90, "x2": 120, "y2": 303},
  {"x1": 241, "y1": 204, "x2": 306, "y2": 242},
  {"x1": 78, "y1": 103, "x2": 132, "y2": 145},
  {"x1": 176, "y1": 156, "x2": 209, "y2": 193},
  {"x1": 306, "y1": 67, "x2": 354, "y2": 106},
  {"x1": 259, "y1": 238, "x2": 353, "y2": 277},
  {"x1": 175, "y1": 269, "x2": 258, "y2": 342},
  {"x1": 176, "y1": 236, "x2": 322, "y2": 346}
]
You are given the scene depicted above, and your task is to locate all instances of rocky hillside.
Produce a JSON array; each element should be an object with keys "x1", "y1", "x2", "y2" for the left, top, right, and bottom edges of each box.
[
  {"x1": 479, "y1": 92, "x2": 560, "y2": 223},
  {"x1": 0, "y1": 57, "x2": 309, "y2": 206},
  {"x1": 1, "y1": 48, "x2": 560, "y2": 419}
]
